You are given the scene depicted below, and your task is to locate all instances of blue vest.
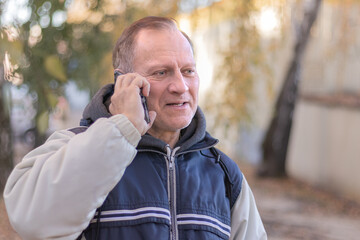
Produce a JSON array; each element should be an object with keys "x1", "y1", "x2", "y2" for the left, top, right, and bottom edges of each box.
[{"x1": 71, "y1": 129, "x2": 243, "y2": 240}]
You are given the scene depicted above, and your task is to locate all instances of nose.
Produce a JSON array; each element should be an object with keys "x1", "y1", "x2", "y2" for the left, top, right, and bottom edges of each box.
[{"x1": 168, "y1": 70, "x2": 189, "y2": 94}]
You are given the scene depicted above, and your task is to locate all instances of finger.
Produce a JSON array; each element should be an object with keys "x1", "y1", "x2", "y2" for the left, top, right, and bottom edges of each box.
[
  {"x1": 123, "y1": 74, "x2": 143, "y2": 88},
  {"x1": 114, "y1": 74, "x2": 133, "y2": 92},
  {"x1": 114, "y1": 73, "x2": 123, "y2": 89},
  {"x1": 114, "y1": 73, "x2": 136, "y2": 89},
  {"x1": 127, "y1": 77, "x2": 143, "y2": 93},
  {"x1": 130, "y1": 76, "x2": 150, "y2": 96},
  {"x1": 141, "y1": 79, "x2": 151, "y2": 97},
  {"x1": 117, "y1": 73, "x2": 140, "y2": 89},
  {"x1": 108, "y1": 102, "x2": 116, "y2": 116},
  {"x1": 116, "y1": 74, "x2": 129, "y2": 88},
  {"x1": 115, "y1": 75, "x2": 121, "y2": 85},
  {"x1": 147, "y1": 111, "x2": 157, "y2": 128}
]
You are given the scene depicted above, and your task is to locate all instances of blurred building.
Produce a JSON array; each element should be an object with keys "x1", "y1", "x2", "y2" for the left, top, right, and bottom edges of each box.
[{"x1": 287, "y1": 1, "x2": 360, "y2": 202}]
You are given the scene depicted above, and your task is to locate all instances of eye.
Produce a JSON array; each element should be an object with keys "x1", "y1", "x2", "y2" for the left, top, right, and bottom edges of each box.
[
  {"x1": 154, "y1": 70, "x2": 166, "y2": 76},
  {"x1": 183, "y1": 68, "x2": 196, "y2": 76}
]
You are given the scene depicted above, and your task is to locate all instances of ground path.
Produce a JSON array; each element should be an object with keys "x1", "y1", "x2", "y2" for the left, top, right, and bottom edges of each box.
[{"x1": 241, "y1": 162, "x2": 360, "y2": 240}]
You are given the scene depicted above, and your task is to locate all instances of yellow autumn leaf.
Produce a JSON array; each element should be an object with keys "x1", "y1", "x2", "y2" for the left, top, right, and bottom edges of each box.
[
  {"x1": 44, "y1": 55, "x2": 67, "y2": 82},
  {"x1": 46, "y1": 92, "x2": 58, "y2": 108},
  {"x1": 37, "y1": 111, "x2": 49, "y2": 135}
]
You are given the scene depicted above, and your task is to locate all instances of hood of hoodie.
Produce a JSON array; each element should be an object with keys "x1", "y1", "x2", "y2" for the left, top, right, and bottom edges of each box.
[{"x1": 80, "y1": 84, "x2": 218, "y2": 153}]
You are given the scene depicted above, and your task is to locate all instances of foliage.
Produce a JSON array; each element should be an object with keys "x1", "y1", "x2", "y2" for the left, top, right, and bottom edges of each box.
[
  {"x1": 0, "y1": 0, "x2": 115, "y2": 145},
  {"x1": 1, "y1": 0, "x2": 182, "y2": 147},
  {"x1": 190, "y1": 0, "x2": 271, "y2": 135}
]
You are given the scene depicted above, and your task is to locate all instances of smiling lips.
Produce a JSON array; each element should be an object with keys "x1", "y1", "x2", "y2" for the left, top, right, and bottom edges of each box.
[
  {"x1": 168, "y1": 102, "x2": 185, "y2": 106},
  {"x1": 166, "y1": 102, "x2": 188, "y2": 107}
]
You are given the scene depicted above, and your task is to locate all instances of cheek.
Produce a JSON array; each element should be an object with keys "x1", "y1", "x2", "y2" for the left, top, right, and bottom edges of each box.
[
  {"x1": 189, "y1": 80, "x2": 199, "y2": 101},
  {"x1": 147, "y1": 95, "x2": 158, "y2": 111},
  {"x1": 148, "y1": 85, "x2": 164, "y2": 108}
]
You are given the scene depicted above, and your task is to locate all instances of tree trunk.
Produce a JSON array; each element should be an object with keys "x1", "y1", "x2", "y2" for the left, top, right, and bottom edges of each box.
[
  {"x1": 0, "y1": 66, "x2": 13, "y2": 193},
  {"x1": 258, "y1": 0, "x2": 322, "y2": 177}
]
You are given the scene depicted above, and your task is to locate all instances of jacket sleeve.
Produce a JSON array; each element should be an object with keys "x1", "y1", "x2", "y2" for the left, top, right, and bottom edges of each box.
[
  {"x1": 3, "y1": 114, "x2": 141, "y2": 240},
  {"x1": 229, "y1": 175, "x2": 267, "y2": 240}
]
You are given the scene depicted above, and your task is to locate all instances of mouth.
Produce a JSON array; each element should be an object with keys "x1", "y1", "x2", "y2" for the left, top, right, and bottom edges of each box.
[{"x1": 166, "y1": 102, "x2": 187, "y2": 107}]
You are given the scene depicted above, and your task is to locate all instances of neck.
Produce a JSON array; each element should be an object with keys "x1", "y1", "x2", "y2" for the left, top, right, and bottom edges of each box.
[{"x1": 147, "y1": 129, "x2": 180, "y2": 149}]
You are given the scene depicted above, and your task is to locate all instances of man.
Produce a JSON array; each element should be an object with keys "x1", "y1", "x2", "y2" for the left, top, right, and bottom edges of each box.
[{"x1": 4, "y1": 16, "x2": 266, "y2": 239}]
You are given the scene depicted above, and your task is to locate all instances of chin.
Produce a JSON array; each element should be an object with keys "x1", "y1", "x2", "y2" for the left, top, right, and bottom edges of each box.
[
  {"x1": 154, "y1": 117, "x2": 192, "y2": 132},
  {"x1": 172, "y1": 118, "x2": 193, "y2": 130}
]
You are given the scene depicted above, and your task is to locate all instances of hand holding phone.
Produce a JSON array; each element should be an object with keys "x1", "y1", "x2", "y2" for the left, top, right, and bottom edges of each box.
[{"x1": 114, "y1": 70, "x2": 151, "y2": 124}]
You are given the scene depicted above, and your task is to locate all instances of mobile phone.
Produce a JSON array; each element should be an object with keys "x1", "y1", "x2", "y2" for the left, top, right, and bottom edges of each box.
[{"x1": 114, "y1": 70, "x2": 151, "y2": 123}]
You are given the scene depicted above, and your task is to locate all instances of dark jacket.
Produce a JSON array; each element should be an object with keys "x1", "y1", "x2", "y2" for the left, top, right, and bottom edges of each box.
[{"x1": 77, "y1": 84, "x2": 243, "y2": 240}]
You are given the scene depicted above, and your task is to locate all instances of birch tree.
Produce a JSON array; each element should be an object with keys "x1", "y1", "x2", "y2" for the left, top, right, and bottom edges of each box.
[{"x1": 259, "y1": 0, "x2": 323, "y2": 177}]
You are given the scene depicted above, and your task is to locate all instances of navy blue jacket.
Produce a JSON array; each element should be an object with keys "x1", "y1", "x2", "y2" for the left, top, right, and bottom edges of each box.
[{"x1": 75, "y1": 84, "x2": 243, "y2": 240}]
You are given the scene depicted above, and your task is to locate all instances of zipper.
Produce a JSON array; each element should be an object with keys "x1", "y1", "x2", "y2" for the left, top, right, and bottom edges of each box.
[
  {"x1": 137, "y1": 142, "x2": 217, "y2": 240},
  {"x1": 165, "y1": 145, "x2": 180, "y2": 240}
]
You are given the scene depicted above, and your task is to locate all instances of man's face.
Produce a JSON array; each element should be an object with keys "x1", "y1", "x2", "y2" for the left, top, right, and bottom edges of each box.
[{"x1": 132, "y1": 28, "x2": 199, "y2": 135}]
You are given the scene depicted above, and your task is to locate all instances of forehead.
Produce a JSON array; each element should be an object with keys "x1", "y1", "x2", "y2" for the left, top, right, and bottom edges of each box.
[{"x1": 134, "y1": 28, "x2": 194, "y2": 58}]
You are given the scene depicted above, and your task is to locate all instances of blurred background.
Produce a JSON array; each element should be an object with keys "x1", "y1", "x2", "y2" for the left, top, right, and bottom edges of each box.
[{"x1": 1, "y1": 0, "x2": 360, "y2": 239}]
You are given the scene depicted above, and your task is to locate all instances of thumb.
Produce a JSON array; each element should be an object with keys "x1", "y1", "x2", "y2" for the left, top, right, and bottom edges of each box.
[
  {"x1": 147, "y1": 111, "x2": 157, "y2": 128},
  {"x1": 140, "y1": 111, "x2": 156, "y2": 136}
]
